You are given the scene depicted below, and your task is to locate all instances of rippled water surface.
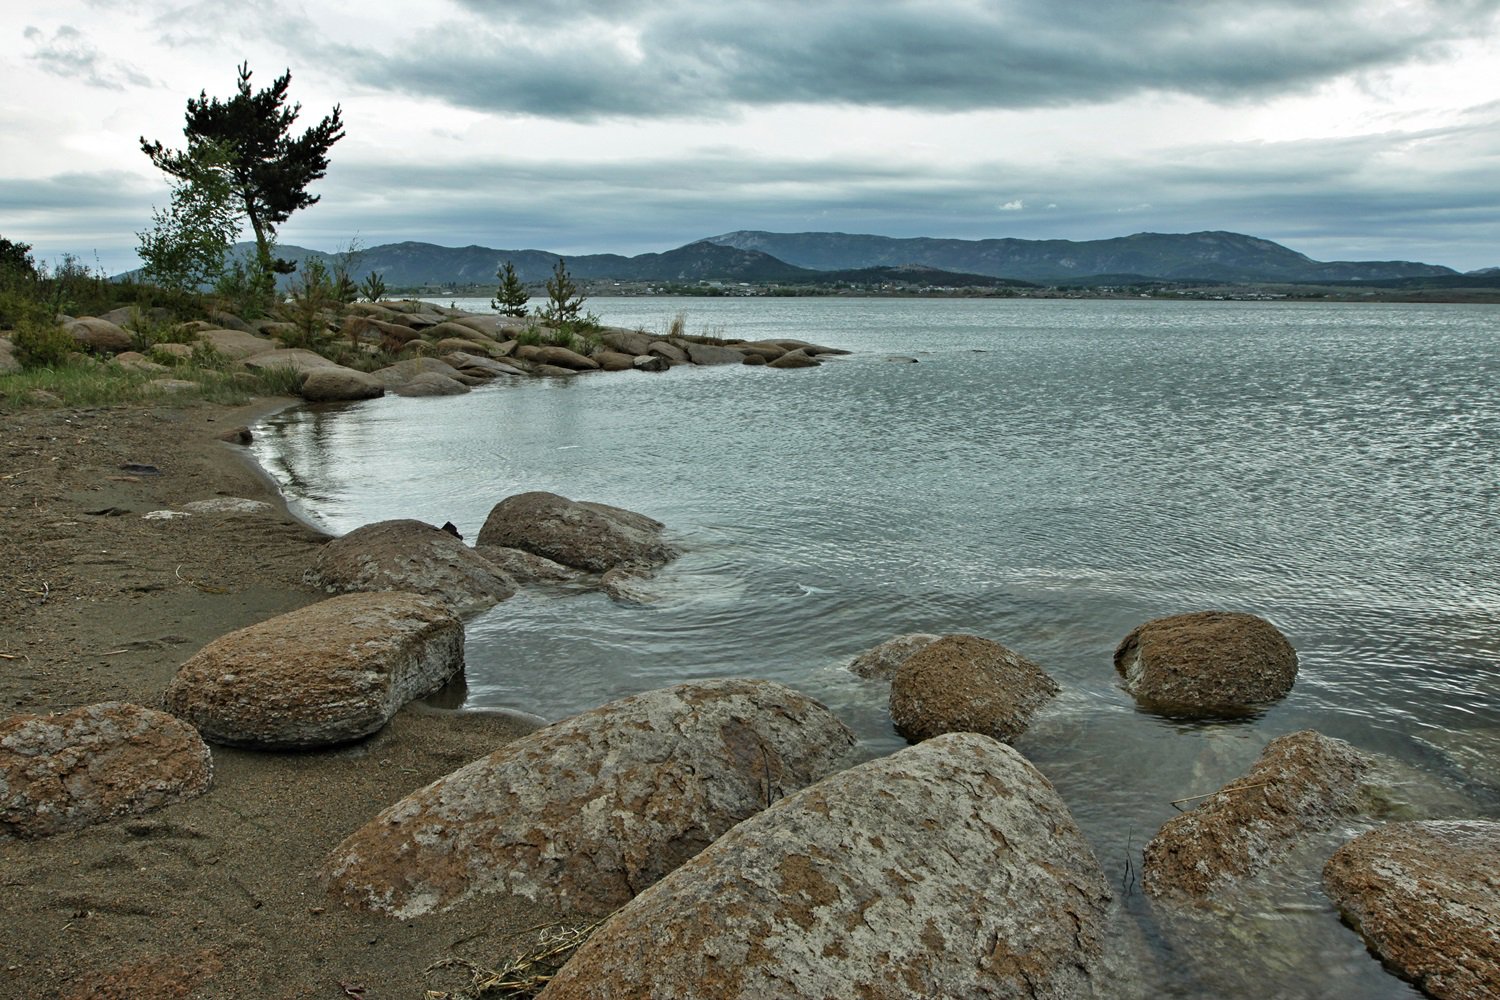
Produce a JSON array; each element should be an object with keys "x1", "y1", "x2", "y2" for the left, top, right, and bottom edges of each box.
[{"x1": 257, "y1": 297, "x2": 1499, "y2": 997}]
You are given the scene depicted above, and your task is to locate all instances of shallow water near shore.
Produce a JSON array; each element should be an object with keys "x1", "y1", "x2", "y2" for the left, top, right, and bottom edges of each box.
[{"x1": 256, "y1": 296, "x2": 1498, "y2": 997}]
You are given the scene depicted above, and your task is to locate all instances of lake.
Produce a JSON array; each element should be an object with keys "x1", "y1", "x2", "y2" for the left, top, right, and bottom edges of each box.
[{"x1": 254, "y1": 296, "x2": 1499, "y2": 997}]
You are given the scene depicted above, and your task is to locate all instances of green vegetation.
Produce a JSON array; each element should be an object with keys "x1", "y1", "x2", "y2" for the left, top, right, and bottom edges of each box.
[
  {"x1": 539, "y1": 258, "x2": 585, "y2": 324},
  {"x1": 136, "y1": 141, "x2": 241, "y2": 298},
  {"x1": 492, "y1": 260, "x2": 529, "y2": 317},
  {"x1": 141, "y1": 63, "x2": 344, "y2": 276},
  {"x1": 360, "y1": 271, "x2": 388, "y2": 303}
]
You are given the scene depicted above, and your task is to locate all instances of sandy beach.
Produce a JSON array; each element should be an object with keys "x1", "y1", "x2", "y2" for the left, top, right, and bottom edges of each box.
[{"x1": 1, "y1": 399, "x2": 556, "y2": 998}]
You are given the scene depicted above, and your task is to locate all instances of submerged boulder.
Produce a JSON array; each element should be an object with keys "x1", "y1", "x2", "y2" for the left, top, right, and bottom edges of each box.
[
  {"x1": 537, "y1": 731, "x2": 1112, "y2": 1000},
  {"x1": 847, "y1": 632, "x2": 941, "y2": 681},
  {"x1": 324, "y1": 679, "x2": 857, "y2": 918},
  {"x1": 1, "y1": 702, "x2": 212, "y2": 839},
  {"x1": 889, "y1": 633, "x2": 1059, "y2": 743},
  {"x1": 163, "y1": 592, "x2": 463, "y2": 749},
  {"x1": 476, "y1": 491, "x2": 680, "y2": 573},
  {"x1": 305, "y1": 518, "x2": 516, "y2": 617},
  {"x1": 1144, "y1": 730, "x2": 1376, "y2": 899},
  {"x1": 1323, "y1": 820, "x2": 1500, "y2": 1000},
  {"x1": 1114, "y1": 610, "x2": 1298, "y2": 715}
]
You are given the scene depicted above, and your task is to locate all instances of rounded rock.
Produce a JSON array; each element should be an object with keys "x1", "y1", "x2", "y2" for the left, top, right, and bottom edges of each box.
[
  {"x1": 1114, "y1": 610, "x2": 1297, "y2": 716},
  {"x1": 889, "y1": 633, "x2": 1059, "y2": 743}
]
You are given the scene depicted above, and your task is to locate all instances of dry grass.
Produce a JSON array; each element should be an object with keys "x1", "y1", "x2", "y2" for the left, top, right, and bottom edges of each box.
[{"x1": 423, "y1": 920, "x2": 604, "y2": 999}]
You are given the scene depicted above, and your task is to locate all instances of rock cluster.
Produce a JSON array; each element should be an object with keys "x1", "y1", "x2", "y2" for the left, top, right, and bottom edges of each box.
[
  {"x1": 537, "y1": 732, "x2": 1112, "y2": 1000},
  {"x1": 1114, "y1": 610, "x2": 1298, "y2": 715},
  {"x1": 1323, "y1": 820, "x2": 1500, "y2": 1000},
  {"x1": 324, "y1": 679, "x2": 857, "y2": 918},
  {"x1": 163, "y1": 592, "x2": 463, "y2": 749},
  {"x1": 888, "y1": 633, "x2": 1059, "y2": 743},
  {"x1": 1, "y1": 702, "x2": 212, "y2": 839}
]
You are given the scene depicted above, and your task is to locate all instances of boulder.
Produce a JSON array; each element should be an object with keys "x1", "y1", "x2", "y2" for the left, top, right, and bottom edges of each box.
[
  {"x1": 1323, "y1": 820, "x2": 1500, "y2": 1000},
  {"x1": 305, "y1": 518, "x2": 516, "y2": 616},
  {"x1": 298, "y1": 366, "x2": 385, "y2": 402},
  {"x1": 428, "y1": 320, "x2": 497, "y2": 343},
  {"x1": 207, "y1": 310, "x2": 254, "y2": 333},
  {"x1": 162, "y1": 592, "x2": 463, "y2": 749},
  {"x1": 112, "y1": 350, "x2": 170, "y2": 373},
  {"x1": 477, "y1": 491, "x2": 680, "y2": 572},
  {"x1": 592, "y1": 350, "x2": 637, "y2": 372},
  {"x1": 736, "y1": 341, "x2": 788, "y2": 362},
  {"x1": 390, "y1": 372, "x2": 470, "y2": 396},
  {"x1": 449, "y1": 315, "x2": 509, "y2": 338},
  {"x1": 600, "y1": 330, "x2": 654, "y2": 355},
  {"x1": 648, "y1": 340, "x2": 689, "y2": 364},
  {"x1": 150, "y1": 342, "x2": 193, "y2": 361},
  {"x1": 847, "y1": 632, "x2": 941, "y2": 680},
  {"x1": 537, "y1": 731, "x2": 1111, "y2": 1000},
  {"x1": 1144, "y1": 730, "x2": 1376, "y2": 899},
  {"x1": 767, "y1": 347, "x2": 821, "y2": 369},
  {"x1": 195, "y1": 328, "x2": 277, "y2": 359},
  {"x1": 368, "y1": 356, "x2": 466, "y2": 388},
  {"x1": 324, "y1": 679, "x2": 858, "y2": 918},
  {"x1": 1114, "y1": 610, "x2": 1298, "y2": 715},
  {"x1": 767, "y1": 338, "x2": 850, "y2": 357},
  {"x1": 239, "y1": 347, "x2": 342, "y2": 374},
  {"x1": 632, "y1": 354, "x2": 669, "y2": 373},
  {"x1": 66, "y1": 317, "x2": 132, "y2": 354},
  {"x1": 0, "y1": 336, "x2": 19, "y2": 373},
  {"x1": 682, "y1": 341, "x2": 747, "y2": 366},
  {"x1": 433, "y1": 337, "x2": 495, "y2": 356},
  {"x1": 443, "y1": 350, "x2": 527, "y2": 378},
  {"x1": 1, "y1": 702, "x2": 212, "y2": 839},
  {"x1": 473, "y1": 544, "x2": 582, "y2": 585},
  {"x1": 889, "y1": 633, "x2": 1059, "y2": 744},
  {"x1": 515, "y1": 344, "x2": 601, "y2": 371}
]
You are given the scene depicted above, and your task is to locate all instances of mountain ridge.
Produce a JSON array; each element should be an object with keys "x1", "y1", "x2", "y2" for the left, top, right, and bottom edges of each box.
[{"x1": 234, "y1": 229, "x2": 1479, "y2": 288}]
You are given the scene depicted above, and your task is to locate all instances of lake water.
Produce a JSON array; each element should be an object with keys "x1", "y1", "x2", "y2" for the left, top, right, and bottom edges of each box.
[{"x1": 255, "y1": 296, "x2": 1499, "y2": 997}]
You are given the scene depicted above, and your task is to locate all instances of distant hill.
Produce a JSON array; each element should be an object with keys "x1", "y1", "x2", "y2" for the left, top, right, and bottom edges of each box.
[
  {"x1": 222, "y1": 229, "x2": 1463, "y2": 289},
  {"x1": 249, "y1": 239, "x2": 813, "y2": 287},
  {"x1": 703, "y1": 230, "x2": 1457, "y2": 283}
]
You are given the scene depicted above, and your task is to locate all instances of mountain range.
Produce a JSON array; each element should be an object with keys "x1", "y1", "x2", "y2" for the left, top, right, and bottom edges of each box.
[{"x1": 254, "y1": 230, "x2": 1489, "y2": 289}]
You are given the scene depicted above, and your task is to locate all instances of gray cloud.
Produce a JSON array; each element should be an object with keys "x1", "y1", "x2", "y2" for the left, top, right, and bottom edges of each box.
[
  {"x1": 334, "y1": 0, "x2": 1500, "y2": 119},
  {"x1": 23, "y1": 25, "x2": 156, "y2": 90}
]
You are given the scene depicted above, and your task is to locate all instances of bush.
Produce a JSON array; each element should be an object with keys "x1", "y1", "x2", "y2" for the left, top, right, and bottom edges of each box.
[
  {"x1": 11, "y1": 319, "x2": 76, "y2": 370},
  {"x1": 493, "y1": 260, "x2": 529, "y2": 317}
]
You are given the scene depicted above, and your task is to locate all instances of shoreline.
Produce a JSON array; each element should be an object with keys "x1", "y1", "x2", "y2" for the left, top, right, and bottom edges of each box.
[{"x1": 1, "y1": 397, "x2": 557, "y2": 997}]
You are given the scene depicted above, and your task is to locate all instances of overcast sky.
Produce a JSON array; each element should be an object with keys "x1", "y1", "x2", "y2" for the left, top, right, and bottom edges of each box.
[{"x1": 5, "y1": 0, "x2": 1499, "y2": 274}]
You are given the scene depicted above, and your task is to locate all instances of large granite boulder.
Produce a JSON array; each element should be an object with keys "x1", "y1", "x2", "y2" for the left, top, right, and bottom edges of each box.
[
  {"x1": 473, "y1": 543, "x2": 583, "y2": 585},
  {"x1": 682, "y1": 341, "x2": 747, "y2": 366},
  {"x1": 163, "y1": 592, "x2": 463, "y2": 749},
  {"x1": 1323, "y1": 820, "x2": 1500, "y2": 1000},
  {"x1": 298, "y1": 366, "x2": 385, "y2": 402},
  {"x1": 538, "y1": 731, "x2": 1111, "y2": 1000},
  {"x1": 1144, "y1": 730, "x2": 1376, "y2": 899},
  {"x1": 390, "y1": 371, "x2": 470, "y2": 396},
  {"x1": 1114, "y1": 610, "x2": 1298, "y2": 715},
  {"x1": 196, "y1": 328, "x2": 276, "y2": 359},
  {"x1": 1, "y1": 702, "x2": 212, "y2": 839},
  {"x1": 368, "y1": 357, "x2": 470, "y2": 389},
  {"x1": 599, "y1": 330, "x2": 653, "y2": 355},
  {"x1": 889, "y1": 633, "x2": 1059, "y2": 744},
  {"x1": 238, "y1": 347, "x2": 342, "y2": 374},
  {"x1": 476, "y1": 491, "x2": 680, "y2": 573},
  {"x1": 515, "y1": 344, "x2": 600, "y2": 371},
  {"x1": 324, "y1": 679, "x2": 857, "y2": 918},
  {"x1": 766, "y1": 347, "x2": 822, "y2": 369},
  {"x1": 847, "y1": 632, "x2": 941, "y2": 681},
  {"x1": 66, "y1": 317, "x2": 132, "y2": 354},
  {"x1": 305, "y1": 518, "x2": 516, "y2": 616},
  {"x1": 443, "y1": 350, "x2": 527, "y2": 379}
]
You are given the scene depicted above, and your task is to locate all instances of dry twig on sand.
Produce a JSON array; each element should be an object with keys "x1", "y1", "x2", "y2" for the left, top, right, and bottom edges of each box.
[{"x1": 424, "y1": 921, "x2": 603, "y2": 999}]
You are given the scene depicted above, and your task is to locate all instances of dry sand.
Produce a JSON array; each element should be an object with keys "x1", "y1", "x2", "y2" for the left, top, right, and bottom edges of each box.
[{"x1": 1, "y1": 400, "x2": 559, "y2": 999}]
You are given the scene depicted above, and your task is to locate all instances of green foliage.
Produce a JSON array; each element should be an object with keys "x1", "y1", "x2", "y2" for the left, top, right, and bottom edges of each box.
[
  {"x1": 10, "y1": 318, "x2": 76, "y2": 370},
  {"x1": 281, "y1": 258, "x2": 337, "y2": 348},
  {"x1": 360, "y1": 271, "x2": 387, "y2": 303},
  {"x1": 136, "y1": 141, "x2": 242, "y2": 296},
  {"x1": 141, "y1": 62, "x2": 344, "y2": 269},
  {"x1": 212, "y1": 254, "x2": 277, "y2": 319},
  {"x1": 492, "y1": 260, "x2": 529, "y2": 317},
  {"x1": 538, "y1": 258, "x2": 585, "y2": 324}
]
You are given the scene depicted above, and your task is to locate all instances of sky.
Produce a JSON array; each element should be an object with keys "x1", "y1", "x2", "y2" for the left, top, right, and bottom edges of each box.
[{"x1": 4, "y1": 0, "x2": 1499, "y2": 275}]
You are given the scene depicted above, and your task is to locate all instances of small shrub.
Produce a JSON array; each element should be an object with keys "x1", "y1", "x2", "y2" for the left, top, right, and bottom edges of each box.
[
  {"x1": 11, "y1": 319, "x2": 76, "y2": 370},
  {"x1": 492, "y1": 260, "x2": 529, "y2": 317},
  {"x1": 666, "y1": 311, "x2": 687, "y2": 338},
  {"x1": 360, "y1": 271, "x2": 387, "y2": 302},
  {"x1": 538, "y1": 258, "x2": 584, "y2": 324}
]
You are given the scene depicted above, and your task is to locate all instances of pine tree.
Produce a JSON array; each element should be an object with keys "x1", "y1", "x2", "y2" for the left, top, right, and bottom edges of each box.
[
  {"x1": 141, "y1": 63, "x2": 344, "y2": 273},
  {"x1": 492, "y1": 260, "x2": 530, "y2": 316},
  {"x1": 540, "y1": 258, "x2": 584, "y2": 324}
]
